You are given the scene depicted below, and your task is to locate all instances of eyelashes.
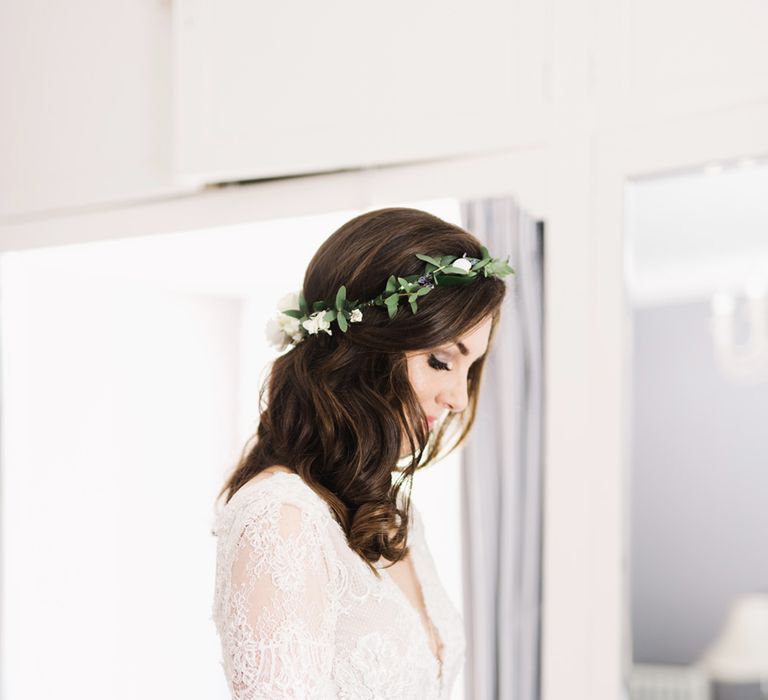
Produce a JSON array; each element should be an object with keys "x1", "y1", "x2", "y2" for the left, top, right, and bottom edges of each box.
[
  {"x1": 428, "y1": 353, "x2": 484, "y2": 373},
  {"x1": 427, "y1": 353, "x2": 451, "y2": 371}
]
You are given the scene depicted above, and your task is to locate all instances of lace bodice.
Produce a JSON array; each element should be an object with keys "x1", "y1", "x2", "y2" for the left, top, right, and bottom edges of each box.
[{"x1": 211, "y1": 471, "x2": 466, "y2": 699}]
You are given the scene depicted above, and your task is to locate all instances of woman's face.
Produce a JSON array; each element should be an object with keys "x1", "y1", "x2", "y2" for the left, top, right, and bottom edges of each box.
[{"x1": 401, "y1": 314, "x2": 494, "y2": 455}]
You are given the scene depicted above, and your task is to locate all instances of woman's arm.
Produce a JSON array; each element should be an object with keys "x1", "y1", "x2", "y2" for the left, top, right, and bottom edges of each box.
[{"x1": 219, "y1": 501, "x2": 337, "y2": 699}]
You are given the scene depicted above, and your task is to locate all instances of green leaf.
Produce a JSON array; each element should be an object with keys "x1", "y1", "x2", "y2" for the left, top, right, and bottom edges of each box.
[
  {"x1": 480, "y1": 245, "x2": 491, "y2": 260},
  {"x1": 397, "y1": 276, "x2": 410, "y2": 290},
  {"x1": 335, "y1": 285, "x2": 346, "y2": 310},
  {"x1": 434, "y1": 274, "x2": 475, "y2": 287},
  {"x1": 385, "y1": 294, "x2": 399, "y2": 319},
  {"x1": 408, "y1": 293, "x2": 416, "y2": 302},
  {"x1": 440, "y1": 255, "x2": 454, "y2": 266},
  {"x1": 416, "y1": 286, "x2": 431, "y2": 296},
  {"x1": 385, "y1": 275, "x2": 398, "y2": 293},
  {"x1": 485, "y1": 259, "x2": 515, "y2": 277},
  {"x1": 415, "y1": 253, "x2": 441, "y2": 267},
  {"x1": 298, "y1": 291, "x2": 309, "y2": 315},
  {"x1": 424, "y1": 262, "x2": 437, "y2": 274},
  {"x1": 409, "y1": 300, "x2": 418, "y2": 314},
  {"x1": 441, "y1": 265, "x2": 471, "y2": 275},
  {"x1": 337, "y1": 313, "x2": 348, "y2": 332},
  {"x1": 472, "y1": 258, "x2": 491, "y2": 270},
  {"x1": 281, "y1": 309, "x2": 304, "y2": 319},
  {"x1": 312, "y1": 301, "x2": 325, "y2": 312},
  {"x1": 324, "y1": 309, "x2": 337, "y2": 321}
]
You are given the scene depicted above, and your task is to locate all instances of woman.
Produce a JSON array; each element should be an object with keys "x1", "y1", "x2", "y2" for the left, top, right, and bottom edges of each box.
[{"x1": 211, "y1": 207, "x2": 513, "y2": 699}]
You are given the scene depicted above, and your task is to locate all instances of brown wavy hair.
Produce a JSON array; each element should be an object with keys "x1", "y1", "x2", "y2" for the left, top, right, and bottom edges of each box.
[{"x1": 217, "y1": 207, "x2": 508, "y2": 577}]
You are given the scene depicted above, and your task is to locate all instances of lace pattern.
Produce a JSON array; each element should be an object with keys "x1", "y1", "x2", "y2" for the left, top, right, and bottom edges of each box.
[{"x1": 211, "y1": 472, "x2": 466, "y2": 699}]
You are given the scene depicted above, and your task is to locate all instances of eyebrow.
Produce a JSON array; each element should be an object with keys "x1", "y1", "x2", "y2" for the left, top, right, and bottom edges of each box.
[
  {"x1": 439, "y1": 341, "x2": 469, "y2": 356},
  {"x1": 437, "y1": 340, "x2": 486, "y2": 361}
]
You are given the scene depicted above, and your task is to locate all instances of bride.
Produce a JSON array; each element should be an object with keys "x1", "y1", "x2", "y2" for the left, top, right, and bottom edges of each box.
[{"x1": 211, "y1": 206, "x2": 513, "y2": 699}]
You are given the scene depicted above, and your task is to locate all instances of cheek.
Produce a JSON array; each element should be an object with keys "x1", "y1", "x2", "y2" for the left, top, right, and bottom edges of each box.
[{"x1": 406, "y1": 358, "x2": 433, "y2": 402}]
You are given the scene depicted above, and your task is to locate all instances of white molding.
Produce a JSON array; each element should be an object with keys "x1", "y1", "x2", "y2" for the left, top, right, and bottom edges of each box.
[{"x1": 0, "y1": 147, "x2": 547, "y2": 254}]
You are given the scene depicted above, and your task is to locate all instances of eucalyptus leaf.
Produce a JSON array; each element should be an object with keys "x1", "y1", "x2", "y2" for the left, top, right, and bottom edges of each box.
[
  {"x1": 337, "y1": 313, "x2": 348, "y2": 332},
  {"x1": 385, "y1": 294, "x2": 399, "y2": 319},
  {"x1": 415, "y1": 253, "x2": 441, "y2": 267},
  {"x1": 385, "y1": 276, "x2": 398, "y2": 293},
  {"x1": 281, "y1": 309, "x2": 304, "y2": 319},
  {"x1": 299, "y1": 292, "x2": 309, "y2": 315},
  {"x1": 486, "y1": 259, "x2": 515, "y2": 277},
  {"x1": 410, "y1": 300, "x2": 418, "y2": 314},
  {"x1": 335, "y1": 285, "x2": 346, "y2": 310},
  {"x1": 441, "y1": 265, "x2": 470, "y2": 275},
  {"x1": 324, "y1": 309, "x2": 337, "y2": 321},
  {"x1": 416, "y1": 287, "x2": 431, "y2": 296},
  {"x1": 434, "y1": 275, "x2": 475, "y2": 287}
]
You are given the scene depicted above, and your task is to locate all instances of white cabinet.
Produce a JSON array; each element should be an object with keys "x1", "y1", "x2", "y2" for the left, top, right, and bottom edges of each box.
[
  {"x1": 173, "y1": 0, "x2": 539, "y2": 185},
  {"x1": 0, "y1": 1, "x2": 178, "y2": 218}
]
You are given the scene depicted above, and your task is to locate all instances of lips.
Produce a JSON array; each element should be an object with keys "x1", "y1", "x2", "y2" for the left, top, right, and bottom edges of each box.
[{"x1": 426, "y1": 416, "x2": 436, "y2": 428}]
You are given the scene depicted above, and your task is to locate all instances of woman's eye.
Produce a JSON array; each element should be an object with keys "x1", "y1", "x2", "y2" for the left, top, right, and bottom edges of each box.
[{"x1": 427, "y1": 353, "x2": 451, "y2": 371}]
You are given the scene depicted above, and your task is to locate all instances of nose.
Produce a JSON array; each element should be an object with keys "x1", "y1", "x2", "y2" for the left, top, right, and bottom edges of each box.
[{"x1": 439, "y1": 372, "x2": 470, "y2": 414}]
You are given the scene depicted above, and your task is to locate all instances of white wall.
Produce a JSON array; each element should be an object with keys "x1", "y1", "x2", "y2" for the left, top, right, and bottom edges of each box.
[{"x1": 0, "y1": 255, "x2": 240, "y2": 699}]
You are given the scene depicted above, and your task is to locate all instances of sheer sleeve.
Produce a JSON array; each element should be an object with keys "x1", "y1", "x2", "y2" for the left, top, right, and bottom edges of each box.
[{"x1": 219, "y1": 499, "x2": 338, "y2": 699}]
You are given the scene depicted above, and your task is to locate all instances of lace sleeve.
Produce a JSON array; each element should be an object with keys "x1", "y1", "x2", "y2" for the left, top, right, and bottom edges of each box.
[{"x1": 220, "y1": 500, "x2": 337, "y2": 699}]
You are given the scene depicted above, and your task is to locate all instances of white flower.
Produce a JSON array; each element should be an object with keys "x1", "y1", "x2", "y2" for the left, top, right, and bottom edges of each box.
[
  {"x1": 452, "y1": 255, "x2": 473, "y2": 273},
  {"x1": 265, "y1": 317, "x2": 291, "y2": 351},
  {"x1": 302, "y1": 310, "x2": 332, "y2": 336},
  {"x1": 276, "y1": 290, "x2": 300, "y2": 312},
  {"x1": 278, "y1": 313, "x2": 302, "y2": 339},
  {"x1": 349, "y1": 308, "x2": 363, "y2": 323},
  {"x1": 265, "y1": 306, "x2": 306, "y2": 351}
]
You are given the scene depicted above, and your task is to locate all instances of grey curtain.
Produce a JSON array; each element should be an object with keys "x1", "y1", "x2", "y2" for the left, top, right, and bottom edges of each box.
[{"x1": 460, "y1": 196, "x2": 544, "y2": 700}]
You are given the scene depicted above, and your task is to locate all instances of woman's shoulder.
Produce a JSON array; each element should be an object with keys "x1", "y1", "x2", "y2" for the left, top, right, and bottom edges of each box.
[
  {"x1": 213, "y1": 467, "x2": 332, "y2": 539},
  {"x1": 237, "y1": 465, "x2": 303, "y2": 496}
]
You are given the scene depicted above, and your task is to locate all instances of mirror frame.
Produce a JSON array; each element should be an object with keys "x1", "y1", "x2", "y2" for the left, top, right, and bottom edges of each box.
[{"x1": 594, "y1": 105, "x2": 768, "y2": 696}]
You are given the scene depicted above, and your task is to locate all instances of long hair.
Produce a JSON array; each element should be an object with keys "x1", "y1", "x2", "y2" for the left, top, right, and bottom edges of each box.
[{"x1": 217, "y1": 207, "x2": 508, "y2": 577}]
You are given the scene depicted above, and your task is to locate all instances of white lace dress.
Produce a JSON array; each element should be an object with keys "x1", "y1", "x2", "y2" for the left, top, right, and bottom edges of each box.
[{"x1": 211, "y1": 471, "x2": 466, "y2": 699}]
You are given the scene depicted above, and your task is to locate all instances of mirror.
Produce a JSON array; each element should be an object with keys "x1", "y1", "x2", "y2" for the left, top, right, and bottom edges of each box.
[{"x1": 625, "y1": 158, "x2": 768, "y2": 700}]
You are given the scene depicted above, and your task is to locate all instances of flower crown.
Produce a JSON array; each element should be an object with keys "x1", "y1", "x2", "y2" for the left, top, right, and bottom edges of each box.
[{"x1": 265, "y1": 245, "x2": 515, "y2": 351}]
